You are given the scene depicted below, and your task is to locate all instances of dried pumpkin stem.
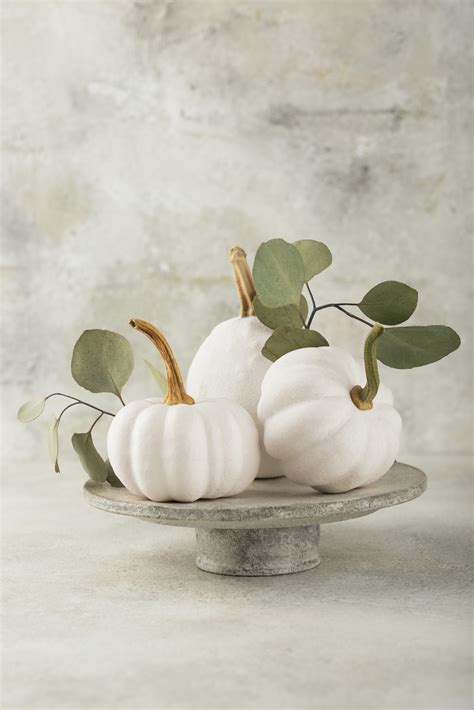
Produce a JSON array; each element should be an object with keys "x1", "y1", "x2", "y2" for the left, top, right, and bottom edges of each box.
[
  {"x1": 229, "y1": 246, "x2": 256, "y2": 317},
  {"x1": 350, "y1": 323, "x2": 384, "y2": 411},
  {"x1": 129, "y1": 319, "x2": 194, "y2": 406}
]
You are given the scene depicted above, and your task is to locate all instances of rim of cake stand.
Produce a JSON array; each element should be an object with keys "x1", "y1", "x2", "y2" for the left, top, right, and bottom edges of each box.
[{"x1": 83, "y1": 461, "x2": 427, "y2": 530}]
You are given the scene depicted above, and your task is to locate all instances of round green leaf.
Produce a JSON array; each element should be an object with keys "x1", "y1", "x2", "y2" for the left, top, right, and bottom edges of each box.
[
  {"x1": 253, "y1": 239, "x2": 305, "y2": 308},
  {"x1": 262, "y1": 326, "x2": 329, "y2": 362},
  {"x1": 359, "y1": 281, "x2": 418, "y2": 325},
  {"x1": 293, "y1": 240, "x2": 332, "y2": 281},
  {"x1": 377, "y1": 325, "x2": 461, "y2": 369},
  {"x1": 48, "y1": 415, "x2": 60, "y2": 473},
  {"x1": 71, "y1": 330, "x2": 134, "y2": 399},
  {"x1": 17, "y1": 397, "x2": 46, "y2": 423},
  {"x1": 72, "y1": 431, "x2": 109, "y2": 482},
  {"x1": 253, "y1": 296, "x2": 307, "y2": 330},
  {"x1": 144, "y1": 359, "x2": 167, "y2": 395}
]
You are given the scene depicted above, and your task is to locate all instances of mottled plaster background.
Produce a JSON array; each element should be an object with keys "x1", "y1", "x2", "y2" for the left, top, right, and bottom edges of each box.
[{"x1": 1, "y1": 0, "x2": 472, "y2": 465}]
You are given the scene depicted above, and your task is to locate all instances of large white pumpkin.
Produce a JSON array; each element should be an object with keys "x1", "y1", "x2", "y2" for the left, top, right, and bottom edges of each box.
[
  {"x1": 107, "y1": 319, "x2": 260, "y2": 502},
  {"x1": 186, "y1": 246, "x2": 282, "y2": 478},
  {"x1": 257, "y1": 325, "x2": 402, "y2": 493}
]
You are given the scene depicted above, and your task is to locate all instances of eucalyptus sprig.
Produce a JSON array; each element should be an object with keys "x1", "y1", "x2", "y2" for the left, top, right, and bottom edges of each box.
[
  {"x1": 252, "y1": 238, "x2": 460, "y2": 367},
  {"x1": 18, "y1": 329, "x2": 135, "y2": 483}
]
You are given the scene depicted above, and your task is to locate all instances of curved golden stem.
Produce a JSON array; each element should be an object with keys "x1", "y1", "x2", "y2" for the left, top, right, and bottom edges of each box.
[
  {"x1": 229, "y1": 246, "x2": 256, "y2": 317},
  {"x1": 130, "y1": 319, "x2": 194, "y2": 405}
]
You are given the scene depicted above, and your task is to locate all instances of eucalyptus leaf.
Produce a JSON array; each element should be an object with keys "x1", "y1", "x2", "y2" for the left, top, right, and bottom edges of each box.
[
  {"x1": 71, "y1": 431, "x2": 109, "y2": 483},
  {"x1": 71, "y1": 329, "x2": 134, "y2": 400},
  {"x1": 253, "y1": 295, "x2": 307, "y2": 330},
  {"x1": 253, "y1": 239, "x2": 305, "y2": 308},
  {"x1": 293, "y1": 240, "x2": 332, "y2": 281},
  {"x1": 105, "y1": 458, "x2": 124, "y2": 487},
  {"x1": 17, "y1": 397, "x2": 46, "y2": 423},
  {"x1": 144, "y1": 359, "x2": 167, "y2": 395},
  {"x1": 299, "y1": 295, "x2": 309, "y2": 322},
  {"x1": 48, "y1": 415, "x2": 60, "y2": 473},
  {"x1": 262, "y1": 326, "x2": 329, "y2": 362},
  {"x1": 359, "y1": 281, "x2": 418, "y2": 325},
  {"x1": 377, "y1": 325, "x2": 461, "y2": 369}
]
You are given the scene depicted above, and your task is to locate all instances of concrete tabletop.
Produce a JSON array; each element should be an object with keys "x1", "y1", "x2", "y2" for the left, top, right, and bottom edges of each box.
[{"x1": 3, "y1": 453, "x2": 472, "y2": 709}]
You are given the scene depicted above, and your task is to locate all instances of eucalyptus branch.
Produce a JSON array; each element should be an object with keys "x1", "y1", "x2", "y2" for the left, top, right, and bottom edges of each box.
[
  {"x1": 57, "y1": 401, "x2": 81, "y2": 423},
  {"x1": 88, "y1": 412, "x2": 104, "y2": 433},
  {"x1": 44, "y1": 393, "x2": 116, "y2": 417},
  {"x1": 307, "y1": 302, "x2": 372, "y2": 330},
  {"x1": 334, "y1": 305, "x2": 373, "y2": 328},
  {"x1": 306, "y1": 282, "x2": 316, "y2": 310},
  {"x1": 305, "y1": 282, "x2": 316, "y2": 329}
]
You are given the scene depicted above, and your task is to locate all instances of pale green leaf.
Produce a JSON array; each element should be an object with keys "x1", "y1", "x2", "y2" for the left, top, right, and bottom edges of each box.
[
  {"x1": 262, "y1": 326, "x2": 329, "y2": 362},
  {"x1": 293, "y1": 240, "x2": 332, "y2": 281},
  {"x1": 71, "y1": 330, "x2": 134, "y2": 400},
  {"x1": 359, "y1": 281, "x2": 418, "y2": 325},
  {"x1": 299, "y1": 295, "x2": 309, "y2": 323},
  {"x1": 48, "y1": 415, "x2": 60, "y2": 473},
  {"x1": 144, "y1": 359, "x2": 167, "y2": 395},
  {"x1": 71, "y1": 431, "x2": 109, "y2": 482},
  {"x1": 17, "y1": 397, "x2": 46, "y2": 423},
  {"x1": 377, "y1": 325, "x2": 461, "y2": 369},
  {"x1": 253, "y1": 239, "x2": 305, "y2": 308},
  {"x1": 253, "y1": 296, "x2": 307, "y2": 330}
]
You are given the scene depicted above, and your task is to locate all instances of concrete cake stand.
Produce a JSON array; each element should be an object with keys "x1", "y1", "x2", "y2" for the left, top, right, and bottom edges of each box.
[{"x1": 84, "y1": 461, "x2": 426, "y2": 577}]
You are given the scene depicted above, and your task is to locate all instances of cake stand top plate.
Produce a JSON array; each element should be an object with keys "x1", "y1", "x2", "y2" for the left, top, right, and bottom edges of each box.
[{"x1": 84, "y1": 461, "x2": 427, "y2": 529}]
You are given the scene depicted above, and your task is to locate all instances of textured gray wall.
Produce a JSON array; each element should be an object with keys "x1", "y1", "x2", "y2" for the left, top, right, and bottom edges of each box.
[{"x1": 2, "y1": 0, "x2": 472, "y2": 463}]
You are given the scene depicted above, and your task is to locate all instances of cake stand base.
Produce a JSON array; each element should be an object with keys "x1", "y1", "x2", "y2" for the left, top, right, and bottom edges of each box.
[
  {"x1": 195, "y1": 524, "x2": 320, "y2": 576},
  {"x1": 84, "y1": 462, "x2": 427, "y2": 577}
]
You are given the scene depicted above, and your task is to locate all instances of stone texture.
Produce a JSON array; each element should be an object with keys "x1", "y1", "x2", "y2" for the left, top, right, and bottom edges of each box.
[
  {"x1": 83, "y1": 462, "x2": 426, "y2": 575},
  {"x1": 83, "y1": 461, "x2": 427, "y2": 528},
  {"x1": 195, "y1": 525, "x2": 321, "y2": 576},
  {"x1": 1, "y1": 0, "x2": 472, "y2": 464},
  {"x1": 2, "y1": 453, "x2": 472, "y2": 708}
]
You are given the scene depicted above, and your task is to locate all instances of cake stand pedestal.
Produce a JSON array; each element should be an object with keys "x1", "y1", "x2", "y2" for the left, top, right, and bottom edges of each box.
[{"x1": 84, "y1": 462, "x2": 426, "y2": 577}]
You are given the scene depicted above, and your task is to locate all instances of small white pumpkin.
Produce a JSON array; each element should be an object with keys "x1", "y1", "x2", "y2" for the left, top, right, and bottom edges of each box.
[
  {"x1": 257, "y1": 324, "x2": 402, "y2": 493},
  {"x1": 186, "y1": 246, "x2": 282, "y2": 478},
  {"x1": 107, "y1": 319, "x2": 260, "y2": 502}
]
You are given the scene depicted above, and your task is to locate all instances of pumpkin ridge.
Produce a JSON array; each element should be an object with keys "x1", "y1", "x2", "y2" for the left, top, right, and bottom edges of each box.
[
  {"x1": 132, "y1": 404, "x2": 167, "y2": 501},
  {"x1": 195, "y1": 403, "x2": 218, "y2": 499},
  {"x1": 328, "y1": 416, "x2": 372, "y2": 489},
  {"x1": 300, "y1": 412, "x2": 370, "y2": 488},
  {"x1": 264, "y1": 396, "x2": 351, "y2": 461},
  {"x1": 176, "y1": 405, "x2": 209, "y2": 501},
  {"x1": 161, "y1": 405, "x2": 176, "y2": 501},
  {"x1": 225, "y1": 405, "x2": 248, "y2": 496},
  {"x1": 348, "y1": 417, "x2": 392, "y2": 489}
]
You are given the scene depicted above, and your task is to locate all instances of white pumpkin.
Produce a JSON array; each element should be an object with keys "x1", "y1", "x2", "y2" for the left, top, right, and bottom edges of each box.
[
  {"x1": 186, "y1": 246, "x2": 282, "y2": 478},
  {"x1": 107, "y1": 319, "x2": 260, "y2": 502},
  {"x1": 257, "y1": 324, "x2": 402, "y2": 493}
]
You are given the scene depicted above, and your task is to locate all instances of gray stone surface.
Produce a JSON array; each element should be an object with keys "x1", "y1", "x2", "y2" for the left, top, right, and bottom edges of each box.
[
  {"x1": 83, "y1": 462, "x2": 426, "y2": 576},
  {"x1": 195, "y1": 525, "x2": 321, "y2": 577},
  {"x1": 2, "y1": 453, "x2": 472, "y2": 708},
  {"x1": 83, "y1": 461, "x2": 427, "y2": 528}
]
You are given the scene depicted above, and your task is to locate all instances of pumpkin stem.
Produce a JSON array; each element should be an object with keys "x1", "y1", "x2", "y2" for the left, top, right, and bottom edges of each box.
[
  {"x1": 229, "y1": 246, "x2": 256, "y2": 317},
  {"x1": 129, "y1": 319, "x2": 195, "y2": 406},
  {"x1": 350, "y1": 323, "x2": 384, "y2": 411}
]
